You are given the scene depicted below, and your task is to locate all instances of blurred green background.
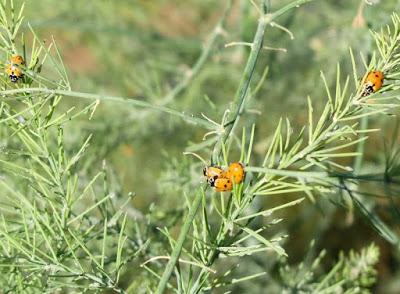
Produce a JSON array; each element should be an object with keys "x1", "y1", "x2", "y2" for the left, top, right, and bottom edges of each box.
[{"x1": 16, "y1": 0, "x2": 400, "y2": 292}]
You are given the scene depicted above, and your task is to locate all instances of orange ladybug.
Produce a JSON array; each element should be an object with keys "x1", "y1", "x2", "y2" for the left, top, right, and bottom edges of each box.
[
  {"x1": 5, "y1": 55, "x2": 25, "y2": 82},
  {"x1": 210, "y1": 177, "x2": 233, "y2": 192},
  {"x1": 10, "y1": 55, "x2": 24, "y2": 66},
  {"x1": 203, "y1": 166, "x2": 225, "y2": 182},
  {"x1": 226, "y1": 162, "x2": 245, "y2": 184},
  {"x1": 5, "y1": 64, "x2": 23, "y2": 82},
  {"x1": 362, "y1": 70, "x2": 384, "y2": 96}
]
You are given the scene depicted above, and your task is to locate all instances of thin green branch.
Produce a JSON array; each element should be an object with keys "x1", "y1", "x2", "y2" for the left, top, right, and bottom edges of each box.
[
  {"x1": 128, "y1": 1, "x2": 234, "y2": 293},
  {"x1": 0, "y1": 88, "x2": 214, "y2": 129},
  {"x1": 156, "y1": 0, "x2": 271, "y2": 291},
  {"x1": 211, "y1": 0, "x2": 314, "y2": 163},
  {"x1": 247, "y1": 166, "x2": 327, "y2": 177},
  {"x1": 155, "y1": 1, "x2": 317, "y2": 293},
  {"x1": 211, "y1": 14, "x2": 268, "y2": 162},
  {"x1": 353, "y1": 115, "x2": 368, "y2": 173},
  {"x1": 153, "y1": 188, "x2": 206, "y2": 294}
]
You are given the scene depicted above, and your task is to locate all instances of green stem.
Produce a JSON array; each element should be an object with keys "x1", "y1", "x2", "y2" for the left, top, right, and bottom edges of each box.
[
  {"x1": 271, "y1": 0, "x2": 313, "y2": 19},
  {"x1": 156, "y1": 1, "x2": 270, "y2": 292},
  {"x1": 245, "y1": 166, "x2": 328, "y2": 179},
  {"x1": 155, "y1": 1, "x2": 316, "y2": 293},
  {"x1": 0, "y1": 88, "x2": 214, "y2": 129},
  {"x1": 154, "y1": 188, "x2": 205, "y2": 294},
  {"x1": 211, "y1": 0, "x2": 314, "y2": 163},
  {"x1": 146, "y1": 2, "x2": 233, "y2": 293},
  {"x1": 211, "y1": 16, "x2": 267, "y2": 162},
  {"x1": 353, "y1": 115, "x2": 368, "y2": 173}
]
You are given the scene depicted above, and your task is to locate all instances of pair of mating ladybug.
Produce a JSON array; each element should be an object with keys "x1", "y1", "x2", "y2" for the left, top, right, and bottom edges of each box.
[
  {"x1": 203, "y1": 162, "x2": 245, "y2": 192},
  {"x1": 363, "y1": 70, "x2": 384, "y2": 96},
  {"x1": 5, "y1": 55, "x2": 24, "y2": 82}
]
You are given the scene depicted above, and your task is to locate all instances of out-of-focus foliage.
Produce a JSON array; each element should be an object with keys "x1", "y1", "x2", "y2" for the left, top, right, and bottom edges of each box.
[{"x1": 279, "y1": 243, "x2": 380, "y2": 293}]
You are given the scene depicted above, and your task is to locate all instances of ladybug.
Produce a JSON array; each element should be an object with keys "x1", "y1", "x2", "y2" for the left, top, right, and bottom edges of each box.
[
  {"x1": 203, "y1": 165, "x2": 225, "y2": 182},
  {"x1": 226, "y1": 162, "x2": 245, "y2": 184},
  {"x1": 5, "y1": 64, "x2": 23, "y2": 82},
  {"x1": 362, "y1": 70, "x2": 384, "y2": 96},
  {"x1": 210, "y1": 177, "x2": 233, "y2": 192},
  {"x1": 10, "y1": 55, "x2": 24, "y2": 66}
]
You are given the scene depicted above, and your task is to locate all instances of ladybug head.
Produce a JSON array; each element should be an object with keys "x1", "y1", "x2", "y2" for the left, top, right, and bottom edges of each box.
[
  {"x1": 9, "y1": 75, "x2": 18, "y2": 82},
  {"x1": 208, "y1": 177, "x2": 216, "y2": 187}
]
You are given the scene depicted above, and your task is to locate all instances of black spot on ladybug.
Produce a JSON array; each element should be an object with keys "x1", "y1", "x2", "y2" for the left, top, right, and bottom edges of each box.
[
  {"x1": 375, "y1": 74, "x2": 379, "y2": 78},
  {"x1": 224, "y1": 184, "x2": 227, "y2": 188}
]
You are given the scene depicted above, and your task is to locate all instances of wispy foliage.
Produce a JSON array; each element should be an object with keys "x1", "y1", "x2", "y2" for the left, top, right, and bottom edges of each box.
[
  {"x1": 0, "y1": 1, "x2": 143, "y2": 293},
  {"x1": 279, "y1": 243, "x2": 380, "y2": 293}
]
